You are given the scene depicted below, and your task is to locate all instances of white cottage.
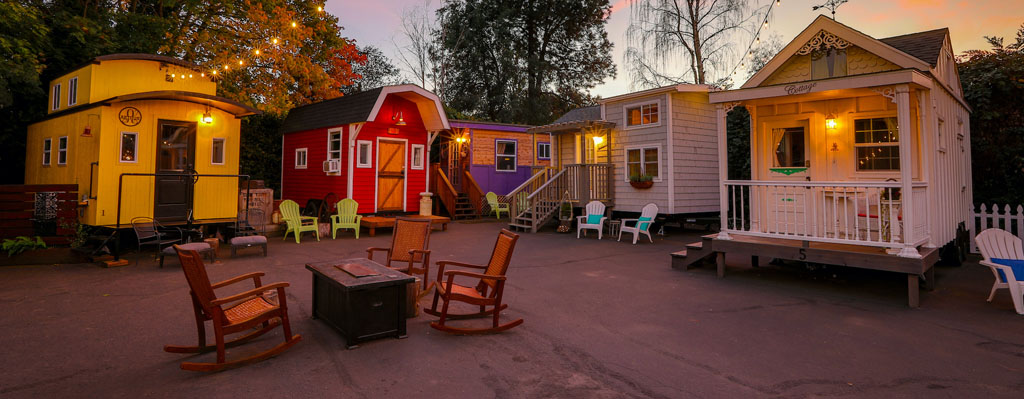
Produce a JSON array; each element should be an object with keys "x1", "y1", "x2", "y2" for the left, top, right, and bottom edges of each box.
[
  {"x1": 509, "y1": 84, "x2": 721, "y2": 232},
  {"x1": 694, "y1": 16, "x2": 972, "y2": 307}
]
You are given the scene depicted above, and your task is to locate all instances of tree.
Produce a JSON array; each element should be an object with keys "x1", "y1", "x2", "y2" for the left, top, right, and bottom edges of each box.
[
  {"x1": 437, "y1": 0, "x2": 616, "y2": 125},
  {"x1": 625, "y1": 0, "x2": 763, "y2": 88},
  {"x1": 344, "y1": 46, "x2": 403, "y2": 94},
  {"x1": 961, "y1": 23, "x2": 1024, "y2": 205}
]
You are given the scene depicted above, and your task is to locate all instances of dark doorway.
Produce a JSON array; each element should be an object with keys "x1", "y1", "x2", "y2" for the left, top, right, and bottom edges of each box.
[{"x1": 154, "y1": 120, "x2": 196, "y2": 222}]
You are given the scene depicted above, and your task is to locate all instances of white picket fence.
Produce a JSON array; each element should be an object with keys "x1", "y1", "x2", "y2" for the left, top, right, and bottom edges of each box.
[{"x1": 969, "y1": 204, "x2": 1024, "y2": 253}]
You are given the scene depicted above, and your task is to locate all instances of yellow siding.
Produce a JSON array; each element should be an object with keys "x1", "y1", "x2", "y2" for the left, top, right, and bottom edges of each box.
[
  {"x1": 89, "y1": 59, "x2": 215, "y2": 102},
  {"x1": 471, "y1": 130, "x2": 545, "y2": 166},
  {"x1": 760, "y1": 45, "x2": 900, "y2": 87},
  {"x1": 846, "y1": 46, "x2": 900, "y2": 75},
  {"x1": 762, "y1": 55, "x2": 811, "y2": 86},
  {"x1": 25, "y1": 110, "x2": 103, "y2": 224}
]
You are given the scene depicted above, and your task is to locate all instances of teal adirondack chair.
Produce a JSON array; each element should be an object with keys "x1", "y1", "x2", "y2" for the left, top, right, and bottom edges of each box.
[
  {"x1": 280, "y1": 199, "x2": 320, "y2": 243},
  {"x1": 486, "y1": 192, "x2": 510, "y2": 219},
  {"x1": 331, "y1": 198, "x2": 362, "y2": 239}
]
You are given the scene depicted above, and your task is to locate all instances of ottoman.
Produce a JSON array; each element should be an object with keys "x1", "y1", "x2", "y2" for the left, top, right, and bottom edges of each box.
[
  {"x1": 159, "y1": 242, "x2": 213, "y2": 268},
  {"x1": 230, "y1": 235, "x2": 268, "y2": 257}
]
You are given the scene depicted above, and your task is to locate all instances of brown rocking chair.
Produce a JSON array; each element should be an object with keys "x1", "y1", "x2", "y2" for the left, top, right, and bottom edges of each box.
[
  {"x1": 367, "y1": 217, "x2": 432, "y2": 290},
  {"x1": 425, "y1": 229, "x2": 523, "y2": 334},
  {"x1": 164, "y1": 245, "x2": 301, "y2": 372}
]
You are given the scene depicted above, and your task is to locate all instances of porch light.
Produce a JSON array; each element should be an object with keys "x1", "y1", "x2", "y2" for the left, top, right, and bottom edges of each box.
[
  {"x1": 202, "y1": 107, "x2": 213, "y2": 124},
  {"x1": 592, "y1": 135, "x2": 604, "y2": 146},
  {"x1": 825, "y1": 113, "x2": 838, "y2": 130},
  {"x1": 393, "y1": 111, "x2": 407, "y2": 126}
]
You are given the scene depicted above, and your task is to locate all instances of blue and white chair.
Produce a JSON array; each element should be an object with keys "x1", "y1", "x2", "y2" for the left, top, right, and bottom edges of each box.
[
  {"x1": 618, "y1": 203, "x2": 658, "y2": 245},
  {"x1": 974, "y1": 228, "x2": 1024, "y2": 314},
  {"x1": 576, "y1": 201, "x2": 607, "y2": 239}
]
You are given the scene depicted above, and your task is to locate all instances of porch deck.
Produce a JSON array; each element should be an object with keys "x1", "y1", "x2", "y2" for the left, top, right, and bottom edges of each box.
[{"x1": 706, "y1": 234, "x2": 938, "y2": 307}]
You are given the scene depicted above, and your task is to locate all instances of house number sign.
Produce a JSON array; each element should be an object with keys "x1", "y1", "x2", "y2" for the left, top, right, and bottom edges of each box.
[{"x1": 118, "y1": 107, "x2": 142, "y2": 127}]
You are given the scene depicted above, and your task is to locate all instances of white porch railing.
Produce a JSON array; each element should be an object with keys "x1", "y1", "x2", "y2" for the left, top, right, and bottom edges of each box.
[
  {"x1": 722, "y1": 180, "x2": 929, "y2": 248},
  {"x1": 969, "y1": 204, "x2": 1024, "y2": 254}
]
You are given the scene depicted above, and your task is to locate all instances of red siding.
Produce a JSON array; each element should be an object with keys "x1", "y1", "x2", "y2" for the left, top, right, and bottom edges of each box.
[{"x1": 282, "y1": 94, "x2": 431, "y2": 215}]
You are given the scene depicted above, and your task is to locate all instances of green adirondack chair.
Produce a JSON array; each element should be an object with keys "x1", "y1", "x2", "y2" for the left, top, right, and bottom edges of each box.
[
  {"x1": 331, "y1": 198, "x2": 362, "y2": 239},
  {"x1": 486, "y1": 192, "x2": 510, "y2": 219},
  {"x1": 280, "y1": 199, "x2": 319, "y2": 243}
]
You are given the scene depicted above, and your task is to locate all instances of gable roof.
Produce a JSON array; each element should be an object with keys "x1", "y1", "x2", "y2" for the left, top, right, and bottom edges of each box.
[
  {"x1": 280, "y1": 88, "x2": 382, "y2": 134},
  {"x1": 743, "y1": 15, "x2": 938, "y2": 88},
  {"x1": 879, "y1": 28, "x2": 949, "y2": 66},
  {"x1": 280, "y1": 84, "x2": 450, "y2": 134},
  {"x1": 553, "y1": 106, "x2": 601, "y2": 124}
]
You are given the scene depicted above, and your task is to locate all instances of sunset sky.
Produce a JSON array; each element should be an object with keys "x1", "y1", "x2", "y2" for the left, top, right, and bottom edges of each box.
[{"x1": 331, "y1": 0, "x2": 1023, "y2": 98}]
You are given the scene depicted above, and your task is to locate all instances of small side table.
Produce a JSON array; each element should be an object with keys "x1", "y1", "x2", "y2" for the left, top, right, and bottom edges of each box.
[{"x1": 607, "y1": 220, "x2": 622, "y2": 238}]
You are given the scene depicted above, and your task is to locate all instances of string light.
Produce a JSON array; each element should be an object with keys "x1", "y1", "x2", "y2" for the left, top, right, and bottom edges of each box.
[
  {"x1": 255, "y1": 49, "x2": 260, "y2": 55},
  {"x1": 724, "y1": 0, "x2": 780, "y2": 83},
  {"x1": 239, "y1": 60, "x2": 244, "y2": 66},
  {"x1": 273, "y1": 38, "x2": 278, "y2": 44},
  {"x1": 291, "y1": 21, "x2": 297, "y2": 28},
  {"x1": 317, "y1": 6, "x2": 323, "y2": 12}
]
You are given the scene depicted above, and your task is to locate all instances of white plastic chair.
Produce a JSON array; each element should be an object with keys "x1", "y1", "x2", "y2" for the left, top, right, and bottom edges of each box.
[
  {"x1": 974, "y1": 228, "x2": 1024, "y2": 314},
  {"x1": 619, "y1": 203, "x2": 658, "y2": 244},
  {"x1": 576, "y1": 201, "x2": 607, "y2": 239}
]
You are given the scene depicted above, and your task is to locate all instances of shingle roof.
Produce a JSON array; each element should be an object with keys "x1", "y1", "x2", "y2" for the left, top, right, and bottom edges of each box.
[
  {"x1": 879, "y1": 28, "x2": 949, "y2": 66},
  {"x1": 280, "y1": 87, "x2": 383, "y2": 134},
  {"x1": 552, "y1": 106, "x2": 601, "y2": 124}
]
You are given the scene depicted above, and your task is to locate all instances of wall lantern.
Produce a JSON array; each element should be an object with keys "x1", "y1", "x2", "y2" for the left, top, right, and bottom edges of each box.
[
  {"x1": 393, "y1": 111, "x2": 407, "y2": 126},
  {"x1": 825, "y1": 113, "x2": 838, "y2": 130},
  {"x1": 201, "y1": 105, "x2": 213, "y2": 124},
  {"x1": 592, "y1": 135, "x2": 605, "y2": 146}
]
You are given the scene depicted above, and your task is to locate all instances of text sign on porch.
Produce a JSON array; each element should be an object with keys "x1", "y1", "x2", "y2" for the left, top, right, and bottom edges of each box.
[
  {"x1": 118, "y1": 107, "x2": 142, "y2": 127},
  {"x1": 784, "y1": 83, "x2": 818, "y2": 95}
]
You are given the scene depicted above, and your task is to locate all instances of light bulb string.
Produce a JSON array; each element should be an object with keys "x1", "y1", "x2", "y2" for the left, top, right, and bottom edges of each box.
[{"x1": 725, "y1": 0, "x2": 780, "y2": 83}]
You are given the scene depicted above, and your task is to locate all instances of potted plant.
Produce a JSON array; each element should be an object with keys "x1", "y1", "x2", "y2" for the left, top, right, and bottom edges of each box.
[
  {"x1": 629, "y1": 174, "x2": 654, "y2": 189},
  {"x1": 556, "y1": 202, "x2": 573, "y2": 233}
]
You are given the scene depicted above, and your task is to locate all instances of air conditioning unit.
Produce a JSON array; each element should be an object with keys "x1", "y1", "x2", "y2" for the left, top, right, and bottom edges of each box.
[{"x1": 323, "y1": 159, "x2": 341, "y2": 173}]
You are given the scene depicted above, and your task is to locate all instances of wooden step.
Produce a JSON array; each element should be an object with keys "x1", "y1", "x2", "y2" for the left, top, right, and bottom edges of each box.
[
  {"x1": 671, "y1": 236, "x2": 715, "y2": 270},
  {"x1": 685, "y1": 242, "x2": 703, "y2": 250}
]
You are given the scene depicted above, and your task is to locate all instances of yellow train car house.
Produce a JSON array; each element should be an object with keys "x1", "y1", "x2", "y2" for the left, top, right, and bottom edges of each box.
[{"x1": 24, "y1": 54, "x2": 258, "y2": 227}]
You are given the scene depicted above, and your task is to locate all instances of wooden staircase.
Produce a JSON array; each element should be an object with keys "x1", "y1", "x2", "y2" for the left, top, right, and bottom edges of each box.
[
  {"x1": 670, "y1": 235, "x2": 716, "y2": 270},
  {"x1": 452, "y1": 193, "x2": 477, "y2": 220},
  {"x1": 507, "y1": 169, "x2": 567, "y2": 233},
  {"x1": 508, "y1": 199, "x2": 562, "y2": 232}
]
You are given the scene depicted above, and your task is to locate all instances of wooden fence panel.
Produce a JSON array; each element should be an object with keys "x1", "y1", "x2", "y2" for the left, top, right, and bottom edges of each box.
[{"x1": 0, "y1": 184, "x2": 78, "y2": 245}]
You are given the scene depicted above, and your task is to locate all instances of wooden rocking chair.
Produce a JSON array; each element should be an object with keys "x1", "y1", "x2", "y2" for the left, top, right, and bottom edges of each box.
[
  {"x1": 164, "y1": 245, "x2": 301, "y2": 372},
  {"x1": 425, "y1": 229, "x2": 523, "y2": 334},
  {"x1": 367, "y1": 217, "x2": 432, "y2": 290}
]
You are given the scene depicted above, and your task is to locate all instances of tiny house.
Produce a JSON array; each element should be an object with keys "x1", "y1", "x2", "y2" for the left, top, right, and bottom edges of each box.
[
  {"x1": 24, "y1": 54, "x2": 258, "y2": 227},
  {"x1": 279, "y1": 84, "x2": 450, "y2": 214},
  {"x1": 703, "y1": 16, "x2": 972, "y2": 306},
  {"x1": 510, "y1": 85, "x2": 721, "y2": 232},
  {"x1": 444, "y1": 120, "x2": 550, "y2": 195}
]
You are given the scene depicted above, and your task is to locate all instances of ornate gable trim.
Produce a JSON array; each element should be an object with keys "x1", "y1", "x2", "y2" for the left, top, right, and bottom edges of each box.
[{"x1": 796, "y1": 30, "x2": 852, "y2": 55}]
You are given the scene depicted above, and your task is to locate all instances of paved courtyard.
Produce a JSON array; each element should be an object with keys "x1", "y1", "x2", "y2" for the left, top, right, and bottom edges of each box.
[{"x1": 1, "y1": 221, "x2": 1023, "y2": 398}]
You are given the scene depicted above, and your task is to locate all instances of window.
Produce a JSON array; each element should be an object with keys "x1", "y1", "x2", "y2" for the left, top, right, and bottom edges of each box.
[
  {"x1": 495, "y1": 140, "x2": 517, "y2": 172},
  {"x1": 411, "y1": 144, "x2": 425, "y2": 170},
  {"x1": 811, "y1": 48, "x2": 847, "y2": 79},
  {"x1": 854, "y1": 117, "x2": 899, "y2": 171},
  {"x1": 356, "y1": 141, "x2": 372, "y2": 168},
  {"x1": 120, "y1": 132, "x2": 137, "y2": 163},
  {"x1": 211, "y1": 138, "x2": 225, "y2": 165},
  {"x1": 772, "y1": 127, "x2": 808, "y2": 167},
  {"x1": 42, "y1": 138, "x2": 52, "y2": 165},
  {"x1": 67, "y1": 77, "x2": 78, "y2": 106},
  {"x1": 51, "y1": 84, "x2": 61, "y2": 111},
  {"x1": 625, "y1": 146, "x2": 660, "y2": 180},
  {"x1": 537, "y1": 142, "x2": 551, "y2": 159},
  {"x1": 625, "y1": 103, "x2": 659, "y2": 127},
  {"x1": 57, "y1": 136, "x2": 68, "y2": 165},
  {"x1": 295, "y1": 148, "x2": 308, "y2": 169},
  {"x1": 328, "y1": 130, "x2": 342, "y2": 161}
]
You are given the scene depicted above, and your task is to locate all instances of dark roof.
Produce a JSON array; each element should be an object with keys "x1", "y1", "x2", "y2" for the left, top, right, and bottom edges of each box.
[
  {"x1": 92, "y1": 53, "x2": 202, "y2": 70},
  {"x1": 879, "y1": 28, "x2": 949, "y2": 66},
  {"x1": 552, "y1": 106, "x2": 601, "y2": 124},
  {"x1": 280, "y1": 87, "x2": 383, "y2": 134}
]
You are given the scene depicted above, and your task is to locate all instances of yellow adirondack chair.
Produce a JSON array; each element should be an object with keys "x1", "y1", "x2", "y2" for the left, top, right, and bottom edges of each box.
[
  {"x1": 486, "y1": 192, "x2": 510, "y2": 219},
  {"x1": 280, "y1": 199, "x2": 319, "y2": 243},
  {"x1": 331, "y1": 198, "x2": 362, "y2": 239}
]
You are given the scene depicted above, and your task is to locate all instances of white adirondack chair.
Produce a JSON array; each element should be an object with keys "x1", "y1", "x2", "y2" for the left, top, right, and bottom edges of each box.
[
  {"x1": 576, "y1": 201, "x2": 607, "y2": 239},
  {"x1": 974, "y1": 228, "x2": 1024, "y2": 314},
  {"x1": 619, "y1": 203, "x2": 658, "y2": 244}
]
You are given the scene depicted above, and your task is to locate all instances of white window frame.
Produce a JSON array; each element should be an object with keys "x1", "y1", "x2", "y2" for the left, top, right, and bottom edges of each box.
[
  {"x1": 57, "y1": 136, "x2": 68, "y2": 165},
  {"x1": 51, "y1": 84, "x2": 61, "y2": 111},
  {"x1": 327, "y1": 128, "x2": 343, "y2": 161},
  {"x1": 119, "y1": 132, "x2": 138, "y2": 163},
  {"x1": 42, "y1": 138, "x2": 52, "y2": 166},
  {"x1": 356, "y1": 140, "x2": 373, "y2": 168},
  {"x1": 623, "y1": 144, "x2": 663, "y2": 182},
  {"x1": 411, "y1": 144, "x2": 425, "y2": 170},
  {"x1": 937, "y1": 116, "x2": 947, "y2": 153},
  {"x1": 211, "y1": 138, "x2": 226, "y2": 165},
  {"x1": 67, "y1": 77, "x2": 78, "y2": 106},
  {"x1": 537, "y1": 142, "x2": 551, "y2": 160},
  {"x1": 295, "y1": 148, "x2": 308, "y2": 169},
  {"x1": 495, "y1": 139, "x2": 517, "y2": 172},
  {"x1": 623, "y1": 100, "x2": 662, "y2": 130},
  {"x1": 851, "y1": 113, "x2": 900, "y2": 174}
]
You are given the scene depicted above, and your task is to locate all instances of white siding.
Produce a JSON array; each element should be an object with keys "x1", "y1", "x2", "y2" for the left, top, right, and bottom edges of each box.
[
  {"x1": 605, "y1": 94, "x2": 669, "y2": 213},
  {"x1": 670, "y1": 91, "x2": 720, "y2": 214}
]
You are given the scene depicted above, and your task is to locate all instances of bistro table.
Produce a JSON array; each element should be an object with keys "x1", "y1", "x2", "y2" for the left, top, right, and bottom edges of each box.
[{"x1": 306, "y1": 258, "x2": 415, "y2": 349}]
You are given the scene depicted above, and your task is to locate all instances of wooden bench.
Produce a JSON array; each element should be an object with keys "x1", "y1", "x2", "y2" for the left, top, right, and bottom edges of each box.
[{"x1": 360, "y1": 215, "x2": 450, "y2": 237}]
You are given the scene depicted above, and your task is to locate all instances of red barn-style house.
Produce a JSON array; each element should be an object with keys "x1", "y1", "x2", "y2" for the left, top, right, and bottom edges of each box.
[{"x1": 280, "y1": 85, "x2": 450, "y2": 214}]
